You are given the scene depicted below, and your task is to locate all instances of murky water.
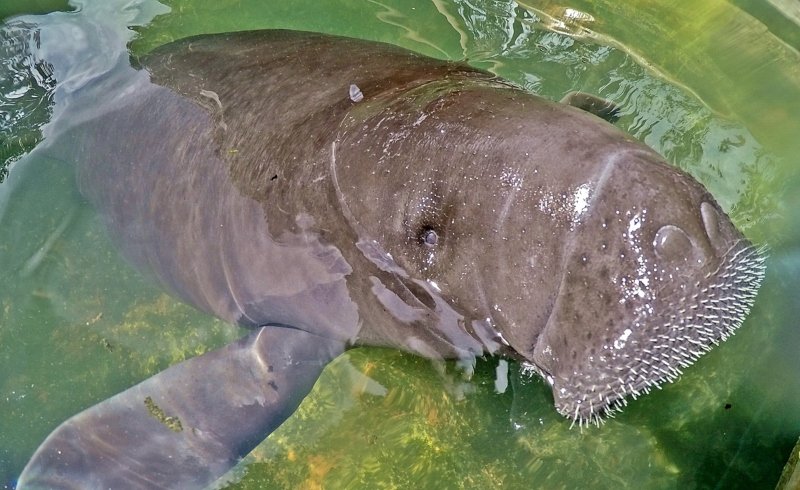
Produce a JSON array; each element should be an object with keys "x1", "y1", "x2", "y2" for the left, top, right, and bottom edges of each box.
[{"x1": 1, "y1": 0, "x2": 799, "y2": 488}]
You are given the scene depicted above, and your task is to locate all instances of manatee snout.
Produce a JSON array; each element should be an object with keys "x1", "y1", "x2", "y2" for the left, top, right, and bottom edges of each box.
[{"x1": 528, "y1": 154, "x2": 766, "y2": 426}]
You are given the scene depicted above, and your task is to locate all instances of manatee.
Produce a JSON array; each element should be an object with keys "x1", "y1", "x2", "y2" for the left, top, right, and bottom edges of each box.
[{"x1": 18, "y1": 30, "x2": 765, "y2": 489}]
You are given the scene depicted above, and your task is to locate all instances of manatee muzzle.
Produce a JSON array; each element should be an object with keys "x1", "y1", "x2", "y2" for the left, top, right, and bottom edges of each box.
[{"x1": 546, "y1": 239, "x2": 766, "y2": 427}]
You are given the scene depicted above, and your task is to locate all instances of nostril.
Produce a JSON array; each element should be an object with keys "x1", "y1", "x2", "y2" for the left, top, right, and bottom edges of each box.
[
  {"x1": 701, "y1": 201, "x2": 722, "y2": 247},
  {"x1": 654, "y1": 224, "x2": 693, "y2": 262}
]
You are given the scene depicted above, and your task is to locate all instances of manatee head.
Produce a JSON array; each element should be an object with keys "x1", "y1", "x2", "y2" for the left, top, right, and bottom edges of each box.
[
  {"x1": 524, "y1": 151, "x2": 766, "y2": 426},
  {"x1": 332, "y1": 81, "x2": 765, "y2": 426}
]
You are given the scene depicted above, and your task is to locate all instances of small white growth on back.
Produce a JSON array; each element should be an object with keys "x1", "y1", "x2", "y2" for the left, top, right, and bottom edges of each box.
[{"x1": 349, "y1": 84, "x2": 364, "y2": 102}]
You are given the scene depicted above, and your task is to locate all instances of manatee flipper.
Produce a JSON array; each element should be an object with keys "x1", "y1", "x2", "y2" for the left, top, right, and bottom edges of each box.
[
  {"x1": 18, "y1": 326, "x2": 344, "y2": 489},
  {"x1": 560, "y1": 91, "x2": 622, "y2": 123}
]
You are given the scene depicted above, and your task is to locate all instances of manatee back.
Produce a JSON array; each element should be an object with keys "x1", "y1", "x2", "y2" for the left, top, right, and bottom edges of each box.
[{"x1": 57, "y1": 31, "x2": 496, "y2": 346}]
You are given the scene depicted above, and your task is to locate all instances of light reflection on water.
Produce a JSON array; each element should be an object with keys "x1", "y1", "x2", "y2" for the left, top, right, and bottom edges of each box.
[
  {"x1": 0, "y1": 24, "x2": 55, "y2": 183},
  {"x1": 1, "y1": 0, "x2": 798, "y2": 488}
]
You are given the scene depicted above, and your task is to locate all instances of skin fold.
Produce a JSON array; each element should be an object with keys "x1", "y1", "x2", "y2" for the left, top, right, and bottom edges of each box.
[{"x1": 18, "y1": 30, "x2": 765, "y2": 489}]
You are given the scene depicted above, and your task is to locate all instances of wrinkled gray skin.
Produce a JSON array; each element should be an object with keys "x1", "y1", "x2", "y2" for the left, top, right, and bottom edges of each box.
[{"x1": 19, "y1": 30, "x2": 765, "y2": 489}]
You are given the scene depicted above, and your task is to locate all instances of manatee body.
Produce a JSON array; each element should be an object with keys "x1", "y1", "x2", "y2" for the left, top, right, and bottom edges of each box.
[{"x1": 19, "y1": 30, "x2": 765, "y2": 488}]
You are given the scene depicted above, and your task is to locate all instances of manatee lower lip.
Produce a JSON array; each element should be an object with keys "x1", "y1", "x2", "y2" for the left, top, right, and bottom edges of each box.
[{"x1": 554, "y1": 240, "x2": 766, "y2": 427}]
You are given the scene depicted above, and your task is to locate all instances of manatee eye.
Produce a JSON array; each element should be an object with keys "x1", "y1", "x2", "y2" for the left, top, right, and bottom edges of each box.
[
  {"x1": 654, "y1": 225, "x2": 693, "y2": 262},
  {"x1": 420, "y1": 228, "x2": 438, "y2": 248}
]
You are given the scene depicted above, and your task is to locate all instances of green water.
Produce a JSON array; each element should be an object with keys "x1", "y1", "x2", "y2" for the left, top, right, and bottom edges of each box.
[{"x1": 1, "y1": 0, "x2": 799, "y2": 488}]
